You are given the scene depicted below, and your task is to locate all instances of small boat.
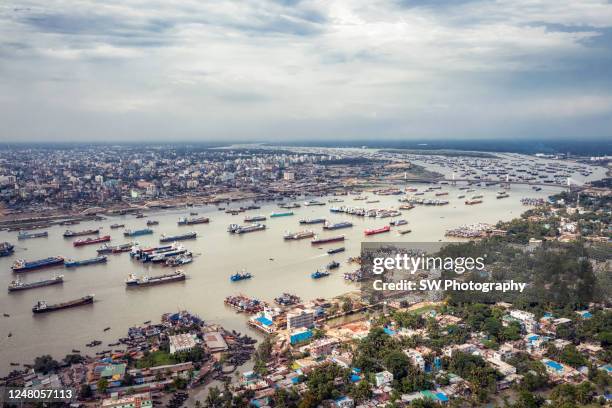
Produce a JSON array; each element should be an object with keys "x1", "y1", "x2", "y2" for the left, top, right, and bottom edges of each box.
[
  {"x1": 398, "y1": 229, "x2": 412, "y2": 235},
  {"x1": 230, "y1": 271, "x2": 253, "y2": 281},
  {"x1": 311, "y1": 270, "x2": 330, "y2": 279},
  {"x1": 103, "y1": 327, "x2": 111, "y2": 331},
  {"x1": 110, "y1": 223, "x2": 125, "y2": 229},
  {"x1": 146, "y1": 220, "x2": 159, "y2": 226},
  {"x1": 327, "y1": 247, "x2": 345, "y2": 254},
  {"x1": 390, "y1": 219, "x2": 407, "y2": 226},
  {"x1": 327, "y1": 261, "x2": 340, "y2": 270}
]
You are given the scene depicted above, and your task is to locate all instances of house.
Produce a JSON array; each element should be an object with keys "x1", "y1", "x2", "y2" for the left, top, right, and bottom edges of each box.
[{"x1": 374, "y1": 371, "x2": 393, "y2": 387}]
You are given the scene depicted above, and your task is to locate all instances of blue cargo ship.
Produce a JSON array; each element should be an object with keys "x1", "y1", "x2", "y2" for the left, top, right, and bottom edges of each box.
[
  {"x1": 12, "y1": 256, "x2": 64, "y2": 273},
  {"x1": 123, "y1": 228, "x2": 153, "y2": 237},
  {"x1": 18, "y1": 231, "x2": 48, "y2": 240},
  {"x1": 64, "y1": 255, "x2": 108, "y2": 268}
]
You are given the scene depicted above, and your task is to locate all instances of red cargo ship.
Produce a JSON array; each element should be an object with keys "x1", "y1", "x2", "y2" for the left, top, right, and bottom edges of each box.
[
  {"x1": 311, "y1": 235, "x2": 345, "y2": 245},
  {"x1": 73, "y1": 235, "x2": 111, "y2": 247},
  {"x1": 364, "y1": 226, "x2": 391, "y2": 236}
]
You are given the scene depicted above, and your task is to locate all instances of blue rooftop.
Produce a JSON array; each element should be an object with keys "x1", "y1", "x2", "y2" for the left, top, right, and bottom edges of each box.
[
  {"x1": 350, "y1": 374, "x2": 361, "y2": 383},
  {"x1": 436, "y1": 392, "x2": 449, "y2": 402},
  {"x1": 383, "y1": 327, "x2": 396, "y2": 335},
  {"x1": 545, "y1": 360, "x2": 563, "y2": 372},
  {"x1": 256, "y1": 316, "x2": 273, "y2": 326}
]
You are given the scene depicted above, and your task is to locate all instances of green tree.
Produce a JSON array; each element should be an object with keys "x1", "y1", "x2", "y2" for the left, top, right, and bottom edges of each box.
[{"x1": 97, "y1": 378, "x2": 109, "y2": 394}]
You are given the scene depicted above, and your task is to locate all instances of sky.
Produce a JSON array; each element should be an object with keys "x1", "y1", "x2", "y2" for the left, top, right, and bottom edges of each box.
[{"x1": 1, "y1": 0, "x2": 612, "y2": 142}]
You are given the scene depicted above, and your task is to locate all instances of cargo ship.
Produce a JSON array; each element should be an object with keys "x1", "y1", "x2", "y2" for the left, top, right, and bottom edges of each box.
[
  {"x1": 390, "y1": 219, "x2": 407, "y2": 226},
  {"x1": 9, "y1": 275, "x2": 64, "y2": 292},
  {"x1": 177, "y1": 217, "x2": 209, "y2": 225},
  {"x1": 323, "y1": 222, "x2": 353, "y2": 230},
  {"x1": 64, "y1": 255, "x2": 108, "y2": 268},
  {"x1": 304, "y1": 200, "x2": 326, "y2": 206},
  {"x1": 18, "y1": 231, "x2": 48, "y2": 240},
  {"x1": 125, "y1": 270, "x2": 186, "y2": 287},
  {"x1": 327, "y1": 247, "x2": 345, "y2": 254},
  {"x1": 435, "y1": 192, "x2": 449, "y2": 196},
  {"x1": 97, "y1": 242, "x2": 135, "y2": 254},
  {"x1": 311, "y1": 235, "x2": 345, "y2": 245},
  {"x1": 228, "y1": 223, "x2": 266, "y2": 234},
  {"x1": 63, "y1": 228, "x2": 100, "y2": 238},
  {"x1": 299, "y1": 218, "x2": 326, "y2": 225},
  {"x1": 311, "y1": 270, "x2": 330, "y2": 279},
  {"x1": 12, "y1": 256, "x2": 64, "y2": 273},
  {"x1": 364, "y1": 226, "x2": 391, "y2": 236},
  {"x1": 244, "y1": 215, "x2": 266, "y2": 222},
  {"x1": 160, "y1": 231, "x2": 197, "y2": 243},
  {"x1": 283, "y1": 230, "x2": 315, "y2": 240},
  {"x1": 73, "y1": 235, "x2": 111, "y2": 247},
  {"x1": 230, "y1": 271, "x2": 252, "y2": 281},
  {"x1": 0, "y1": 242, "x2": 15, "y2": 257},
  {"x1": 124, "y1": 228, "x2": 153, "y2": 237},
  {"x1": 471, "y1": 194, "x2": 484, "y2": 199},
  {"x1": 130, "y1": 244, "x2": 174, "y2": 259},
  {"x1": 279, "y1": 203, "x2": 300, "y2": 209},
  {"x1": 465, "y1": 199, "x2": 483, "y2": 205},
  {"x1": 32, "y1": 295, "x2": 94, "y2": 313},
  {"x1": 270, "y1": 211, "x2": 294, "y2": 218}
]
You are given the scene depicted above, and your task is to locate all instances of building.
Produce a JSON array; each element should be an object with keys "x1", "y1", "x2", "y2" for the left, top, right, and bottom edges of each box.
[
  {"x1": 283, "y1": 171, "x2": 295, "y2": 181},
  {"x1": 101, "y1": 392, "x2": 153, "y2": 408},
  {"x1": 374, "y1": 370, "x2": 393, "y2": 387},
  {"x1": 404, "y1": 349, "x2": 425, "y2": 371},
  {"x1": 203, "y1": 331, "x2": 228, "y2": 352},
  {"x1": 287, "y1": 309, "x2": 315, "y2": 330},
  {"x1": 169, "y1": 333, "x2": 198, "y2": 354}
]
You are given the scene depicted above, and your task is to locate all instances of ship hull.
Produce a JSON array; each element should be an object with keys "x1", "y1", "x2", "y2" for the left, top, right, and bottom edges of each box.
[{"x1": 32, "y1": 296, "x2": 94, "y2": 313}]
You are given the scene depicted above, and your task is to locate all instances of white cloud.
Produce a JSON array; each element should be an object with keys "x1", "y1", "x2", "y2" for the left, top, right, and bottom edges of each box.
[{"x1": 0, "y1": 0, "x2": 611, "y2": 141}]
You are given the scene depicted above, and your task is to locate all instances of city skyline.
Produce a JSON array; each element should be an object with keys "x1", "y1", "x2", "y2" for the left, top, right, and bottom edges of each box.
[{"x1": 1, "y1": 0, "x2": 612, "y2": 142}]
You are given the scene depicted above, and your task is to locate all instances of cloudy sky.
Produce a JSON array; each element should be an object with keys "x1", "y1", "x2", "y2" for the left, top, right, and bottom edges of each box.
[{"x1": 1, "y1": 0, "x2": 611, "y2": 142}]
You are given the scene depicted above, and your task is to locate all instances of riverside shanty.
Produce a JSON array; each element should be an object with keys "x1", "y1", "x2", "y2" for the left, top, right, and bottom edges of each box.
[{"x1": 0, "y1": 310, "x2": 256, "y2": 403}]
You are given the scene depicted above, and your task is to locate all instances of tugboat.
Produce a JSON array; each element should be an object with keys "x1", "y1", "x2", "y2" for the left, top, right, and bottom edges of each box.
[
  {"x1": 32, "y1": 295, "x2": 94, "y2": 313},
  {"x1": 0, "y1": 242, "x2": 15, "y2": 257},
  {"x1": 311, "y1": 270, "x2": 330, "y2": 279},
  {"x1": 230, "y1": 271, "x2": 253, "y2": 281}
]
